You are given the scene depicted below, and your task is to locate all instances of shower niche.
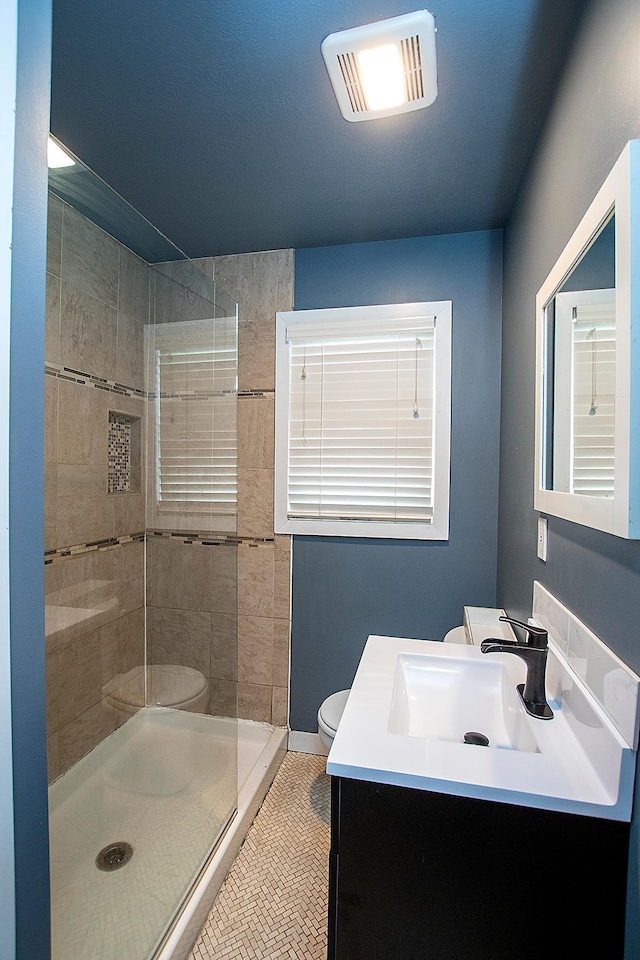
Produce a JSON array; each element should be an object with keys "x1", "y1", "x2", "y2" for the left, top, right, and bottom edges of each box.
[{"x1": 107, "y1": 411, "x2": 141, "y2": 494}]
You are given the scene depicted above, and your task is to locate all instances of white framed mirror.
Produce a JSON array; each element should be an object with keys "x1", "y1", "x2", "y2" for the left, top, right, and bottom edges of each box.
[{"x1": 534, "y1": 140, "x2": 640, "y2": 538}]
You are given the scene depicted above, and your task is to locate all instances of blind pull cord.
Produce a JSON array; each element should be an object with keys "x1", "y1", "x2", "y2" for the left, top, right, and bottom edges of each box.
[
  {"x1": 413, "y1": 336, "x2": 422, "y2": 419},
  {"x1": 587, "y1": 326, "x2": 598, "y2": 416}
]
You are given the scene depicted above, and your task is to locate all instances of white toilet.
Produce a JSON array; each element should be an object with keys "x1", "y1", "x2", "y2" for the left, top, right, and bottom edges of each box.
[{"x1": 317, "y1": 689, "x2": 350, "y2": 750}]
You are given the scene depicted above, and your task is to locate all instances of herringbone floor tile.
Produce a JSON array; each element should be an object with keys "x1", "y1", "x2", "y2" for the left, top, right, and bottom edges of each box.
[{"x1": 189, "y1": 752, "x2": 330, "y2": 960}]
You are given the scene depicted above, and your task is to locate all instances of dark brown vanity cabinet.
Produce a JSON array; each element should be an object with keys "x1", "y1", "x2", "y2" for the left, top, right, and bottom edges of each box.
[{"x1": 328, "y1": 776, "x2": 630, "y2": 960}]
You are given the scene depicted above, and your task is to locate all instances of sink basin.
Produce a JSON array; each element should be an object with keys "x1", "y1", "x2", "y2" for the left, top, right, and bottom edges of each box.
[{"x1": 388, "y1": 651, "x2": 539, "y2": 753}]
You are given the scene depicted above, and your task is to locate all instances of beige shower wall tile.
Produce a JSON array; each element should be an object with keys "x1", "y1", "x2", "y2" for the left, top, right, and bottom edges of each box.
[
  {"x1": 191, "y1": 257, "x2": 214, "y2": 280},
  {"x1": 113, "y1": 493, "x2": 145, "y2": 538},
  {"x1": 237, "y1": 682, "x2": 271, "y2": 723},
  {"x1": 58, "y1": 699, "x2": 116, "y2": 775},
  {"x1": 210, "y1": 613, "x2": 237, "y2": 682},
  {"x1": 151, "y1": 266, "x2": 216, "y2": 325},
  {"x1": 149, "y1": 606, "x2": 212, "y2": 676},
  {"x1": 57, "y1": 379, "x2": 108, "y2": 466},
  {"x1": 238, "y1": 541, "x2": 273, "y2": 618},
  {"x1": 45, "y1": 375, "x2": 58, "y2": 465},
  {"x1": 147, "y1": 538, "x2": 237, "y2": 615},
  {"x1": 55, "y1": 610, "x2": 143, "y2": 734},
  {"x1": 238, "y1": 616, "x2": 273, "y2": 685},
  {"x1": 273, "y1": 535, "x2": 291, "y2": 620},
  {"x1": 46, "y1": 272, "x2": 61, "y2": 364},
  {"x1": 213, "y1": 249, "x2": 293, "y2": 324},
  {"x1": 238, "y1": 394, "x2": 274, "y2": 469},
  {"x1": 276, "y1": 248, "x2": 294, "y2": 312},
  {"x1": 116, "y1": 312, "x2": 145, "y2": 391},
  {"x1": 114, "y1": 608, "x2": 145, "y2": 678},
  {"x1": 56, "y1": 497, "x2": 116, "y2": 548},
  {"x1": 47, "y1": 193, "x2": 63, "y2": 278},
  {"x1": 57, "y1": 622, "x2": 116, "y2": 728},
  {"x1": 271, "y1": 685, "x2": 289, "y2": 727},
  {"x1": 210, "y1": 678, "x2": 237, "y2": 718},
  {"x1": 56, "y1": 464, "x2": 115, "y2": 547},
  {"x1": 272, "y1": 618, "x2": 291, "y2": 688},
  {"x1": 46, "y1": 649, "x2": 59, "y2": 734},
  {"x1": 45, "y1": 543, "x2": 115, "y2": 597},
  {"x1": 47, "y1": 733, "x2": 61, "y2": 784},
  {"x1": 118, "y1": 246, "x2": 150, "y2": 322},
  {"x1": 238, "y1": 317, "x2": 275, "y2": 391},
  {"x1": 62, "y1": 205, "x2": 119, "y2": 307},
  {"x1": 60, "y1": 282, "x2": 117, "y2": 380},
  {"x1": 45, "y1": 542, "x2": 143, "y2": 651},
  {"x1": 237, "y1": 468, "x2": 274, "y2": 539},
  {"x1": 45, "y1": 465, "x2": 57, "y2": 553}
]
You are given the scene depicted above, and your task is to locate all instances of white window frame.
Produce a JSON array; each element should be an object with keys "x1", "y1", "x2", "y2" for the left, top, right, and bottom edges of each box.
[{"x1": 274, "y1": 301, "x2": 452, "y2": 540}]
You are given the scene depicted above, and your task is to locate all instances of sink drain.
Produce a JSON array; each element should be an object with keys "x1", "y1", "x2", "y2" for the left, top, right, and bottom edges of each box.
[
  {"x1": 463, "y1": 731, "x2": 490, "y2": 747},
  {"x1": 96, "y1": 842, "x2": 133, "y2": 872}
]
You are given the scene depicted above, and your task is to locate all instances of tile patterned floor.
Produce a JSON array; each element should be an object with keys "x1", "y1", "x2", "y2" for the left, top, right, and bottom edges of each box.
[{"x1": 190, "y1": 752, "x2": 330, "y2": 960}]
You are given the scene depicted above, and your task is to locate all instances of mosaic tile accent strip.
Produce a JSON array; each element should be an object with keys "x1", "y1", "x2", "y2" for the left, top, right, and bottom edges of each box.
[
  {"x1": 44, "y1": 532, "x2": 145, "y2": 565},
  {"x1": 45, "y1": 363, "x2": 241, "y2": 403},
  {"x1": 44, "y1": 531, "x2": 273, "y2": 564},
  {"x1": 190, "y1": 752, "x2": 330, "y2": 960},
  {"x1": 149, "y1": 530, "x2": 274, "y2": 546},
  {"x1": 45, "y1": 362, "x2": 146, "y2": 399},
  {"x1": 108, "y1": 412, "x2": 133, "y2": 492}
]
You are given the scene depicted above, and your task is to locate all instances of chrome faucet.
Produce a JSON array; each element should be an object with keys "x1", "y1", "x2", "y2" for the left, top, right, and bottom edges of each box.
[{"x1": 480, "y1": 616, "x2": 554, "y2": 720}]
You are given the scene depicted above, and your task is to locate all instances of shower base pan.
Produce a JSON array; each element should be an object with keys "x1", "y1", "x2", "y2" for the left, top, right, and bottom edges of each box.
[{"x1": 49, "y1": 706, "x2": 286, "y2": 960}]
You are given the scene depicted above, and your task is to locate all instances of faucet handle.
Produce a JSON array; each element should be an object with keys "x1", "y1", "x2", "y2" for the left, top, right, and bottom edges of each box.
[{"x1": 499, "y1": 616, "x2": 548, "y2": 649}]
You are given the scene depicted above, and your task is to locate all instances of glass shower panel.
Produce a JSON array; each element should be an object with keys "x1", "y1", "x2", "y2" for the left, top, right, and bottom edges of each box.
[
  {"x1": 140, "y1": 259, "x2": 239, "y2": 948},
  {"x1": 46, "y1": 147, "x2": 240, "y2": 960}
]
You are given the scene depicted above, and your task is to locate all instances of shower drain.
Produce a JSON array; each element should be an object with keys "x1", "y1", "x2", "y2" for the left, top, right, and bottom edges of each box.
[{"x1": 96, "y1": 842, "x2": 133, "y2": 872}]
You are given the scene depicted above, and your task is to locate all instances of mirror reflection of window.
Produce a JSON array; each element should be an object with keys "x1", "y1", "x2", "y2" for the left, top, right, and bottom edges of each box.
[
  {"x1": 552, "y1": 289, "x2": 615, "y2": 497},
  {"x1": 543, "y1": 213, "x2": 616, "y2": 498}
]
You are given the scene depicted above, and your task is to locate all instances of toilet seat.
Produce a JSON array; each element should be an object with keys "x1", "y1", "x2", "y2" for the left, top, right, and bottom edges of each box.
[{"x1": 318, "y1": 689, "x2": 350, "y2": 741}]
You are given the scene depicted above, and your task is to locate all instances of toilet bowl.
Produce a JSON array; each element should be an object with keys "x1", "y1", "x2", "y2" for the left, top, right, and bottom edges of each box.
[
  {"x1": 317, "y1": 689, "x2": 350, "y2": 750},
  {"x1": 443, "y1": 625, "x2": 468, "y2": 644}
]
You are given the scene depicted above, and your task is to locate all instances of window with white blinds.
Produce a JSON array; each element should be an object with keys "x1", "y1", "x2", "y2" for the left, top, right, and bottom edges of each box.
[
  {"x1": 151, "y1": 317, "x2": 237, "y2": 517},
  {"x1": 553, "y1": 290, "x2": 615, "y2": 499},
  {"x1": 275, "y1": 302, "x2": 451, "y2": 540}
]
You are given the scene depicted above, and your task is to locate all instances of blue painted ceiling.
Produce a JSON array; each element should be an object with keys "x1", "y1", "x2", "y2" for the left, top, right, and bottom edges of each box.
[{"x1": 50, "y1": 0, "x2": 586, "y2": 257}]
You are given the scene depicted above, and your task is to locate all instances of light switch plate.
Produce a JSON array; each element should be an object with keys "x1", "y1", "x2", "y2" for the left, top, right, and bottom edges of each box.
[{"x1": 537, "y1": 516, "x2": 548, "y2": 561}]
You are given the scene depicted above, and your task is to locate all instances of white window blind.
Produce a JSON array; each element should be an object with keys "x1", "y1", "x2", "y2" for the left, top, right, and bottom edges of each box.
[
  {"x1": 275, "y1": 302, "x2": 452, "y2": 540},
  {"x1": 153, "y1": 318, "x2": 237, "y2": 514},
  {"x1": 571, "y1": 298, "x2": 616, "y2": 497}
]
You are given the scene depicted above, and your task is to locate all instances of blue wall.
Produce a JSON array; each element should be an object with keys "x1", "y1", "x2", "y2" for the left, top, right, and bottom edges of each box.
[
  {"x1": 10, "y1": 0, "x2": 51, "y2": 956},
  {"x1": 291, "y1": 230, "x2": 503, "y2": 732},
  {"x1": 496, "y1": 0, "x2": 640, "y2": 953}
]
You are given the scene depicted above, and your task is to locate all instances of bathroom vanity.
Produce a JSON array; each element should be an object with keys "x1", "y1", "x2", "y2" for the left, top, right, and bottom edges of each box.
[
  {"x1": 326, "y1": 634, "x2": 637, "y2": 960},
  {"x1": 327, "y1": 775, "x2": 629, "y2": 960}
]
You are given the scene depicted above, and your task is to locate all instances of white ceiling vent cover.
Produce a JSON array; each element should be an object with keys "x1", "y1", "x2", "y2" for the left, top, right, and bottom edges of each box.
[{"x1": 321, "y1": 10, "x2": 437, "y2": 123}]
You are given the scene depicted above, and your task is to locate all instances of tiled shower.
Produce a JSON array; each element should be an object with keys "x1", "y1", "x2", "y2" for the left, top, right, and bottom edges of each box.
[{"x1": 44, "y1": 178, "x2": 293, "y2": 958}]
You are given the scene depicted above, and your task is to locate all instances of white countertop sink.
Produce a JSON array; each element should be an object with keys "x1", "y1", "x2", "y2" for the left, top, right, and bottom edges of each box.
[
  {"x1": 389, "y1": 651, "x2": 539, "y2": 753},
  {"x1": 327, "y1": 635, "x2": 637, "y2": 821}
]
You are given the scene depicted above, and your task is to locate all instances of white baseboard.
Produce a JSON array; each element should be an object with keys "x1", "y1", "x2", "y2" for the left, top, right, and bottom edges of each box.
[{"x1": 288, "y1": 730, "x2": 329, "y2": 756}]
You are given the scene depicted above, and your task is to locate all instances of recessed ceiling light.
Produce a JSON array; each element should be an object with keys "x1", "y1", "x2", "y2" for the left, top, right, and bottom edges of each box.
[
  {"x1": 321, "y1": 10, "x2": 437, "y2": 123},
  {"x1": 47, "y1": 136, "x2": 75, "y2": 168}
]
